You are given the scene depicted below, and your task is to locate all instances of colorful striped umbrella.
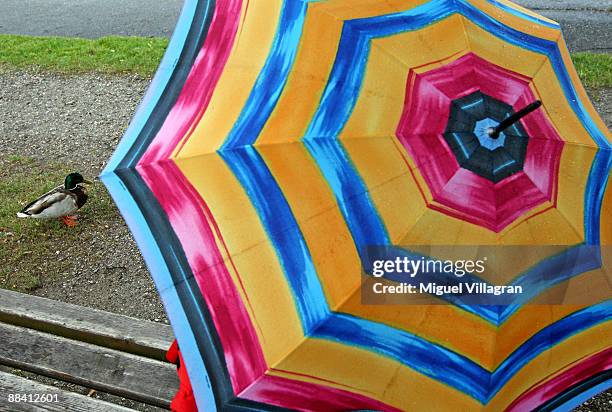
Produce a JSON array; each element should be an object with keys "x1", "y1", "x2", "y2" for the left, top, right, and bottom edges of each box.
[{"x1": 101, "y1": 0, "x2": 612, "y2": 410}]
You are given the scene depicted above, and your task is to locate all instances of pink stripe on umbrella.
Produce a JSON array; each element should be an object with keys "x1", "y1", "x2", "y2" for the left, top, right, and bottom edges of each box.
[
  {"x1": 140, "y1": 0, "x2": 243, "y2": 165},
  {"x1": 241, "y1": 374, "x2": 402, "y2": 412},
  {"x1": 138, "y1": 159, "x2": 267, "y2": 393},
  {"x1": 429, "y1": 170, "x2": 549, "y2": 232},
  {"x1": 507, "y1": 348, "x2": 612, "y2": 412}
]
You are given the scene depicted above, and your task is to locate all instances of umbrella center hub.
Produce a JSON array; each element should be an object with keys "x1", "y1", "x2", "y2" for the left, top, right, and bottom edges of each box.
[{"x1": 475, "y1": 118, "x2": 506, "y2": 150}]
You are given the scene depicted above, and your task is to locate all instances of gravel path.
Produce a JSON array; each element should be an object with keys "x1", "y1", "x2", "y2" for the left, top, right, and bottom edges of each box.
[
  {"x1": 0, "y1": 69, "x2": 167, "y2": 323},
  {"x1": 575, "y1": 389, "x2": 612, "y2": 412}
]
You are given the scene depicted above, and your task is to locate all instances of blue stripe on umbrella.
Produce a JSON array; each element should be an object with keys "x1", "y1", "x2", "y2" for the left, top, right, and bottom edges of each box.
[
  {"x1": 305, "y1": 138, "x2": 390, "y2": 252},
  {"x1": 304, "y1": 0, "x2": 454, "y2": 140},
  {"x1": 499, "y1": 244, "x2": 602, "y2": 323},
  {"x1": 220, "y1": 146, "x2": 330, "y2": 330},
  {"x1": 493, "y1": 159, "x2": 516, "y2": 174},
  {"x1": 489, "y1": 301, "x2": 612, "y2": 400},
  {"x1": 483, "y1": 0, "x2": 559, "y2": 29},
  {"x1": 452, "y1": 132, "x2": 472, "y2": 159},
  {"x1": 585, "y1": 151, "x2": 612, "y2": 245},
  {"x1": 220, "y1": 0, "x2": 309, "y2": 150},
  {"x1": 462, "y1": 98, "x2": 484, "y2": 110},
  {"x1": 315, "y1": 313, "x2": 490, "y2": 402}
]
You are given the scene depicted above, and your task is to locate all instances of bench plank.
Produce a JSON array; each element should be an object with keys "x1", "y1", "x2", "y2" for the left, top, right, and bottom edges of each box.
[
  {"x1": 0, "y1": 322, "x2": 178, "y2": 408},
  {"x1": 0, "y1": 370, "x2": 134, "y2": 412},
  {"x1": 0, "y1": 289, "x2": 173, "y2": 360}
]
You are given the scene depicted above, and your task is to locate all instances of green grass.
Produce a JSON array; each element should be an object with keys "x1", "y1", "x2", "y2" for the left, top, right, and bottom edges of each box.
[
  {"x1": 0, "y1": 156, "x2": 116, "y2": 292},
  {"x1": 0, "y1": 35, "x2": 611, "y2": 88},
  {"x1": 573, "y1": 52, "x2": 612, "y2": 89},
  {"x1": 0, "y1": 35, "x2": 168, "y2": 77}
]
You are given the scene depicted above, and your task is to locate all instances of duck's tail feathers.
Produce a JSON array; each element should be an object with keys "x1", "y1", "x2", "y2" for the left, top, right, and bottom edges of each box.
[{"x1": 17, "y1": 212, "x2": 30, "y2": 218}]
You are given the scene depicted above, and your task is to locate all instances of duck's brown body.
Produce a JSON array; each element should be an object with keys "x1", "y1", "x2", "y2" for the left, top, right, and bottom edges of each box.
[
  {"x1": 17, "y1": 185, "x2": 88, "y2": 219},
  {"x1": 17, "y1": 173, "x2": 91, "y2": 226}
]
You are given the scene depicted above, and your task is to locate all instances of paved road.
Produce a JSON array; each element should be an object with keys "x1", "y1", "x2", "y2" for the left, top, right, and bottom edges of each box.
[
  {"x1": 515, "y1": 0, "x2": 612, "y2": 52},
  {"x1": 0, "y1": 0, "x2": 182, "y2": 39},
  {"x1": 0, "y1": 0, "x2": 609, "y2": 52},
  {"x1": 517, "y1": 0, "x2": 611, "y2": 9}
]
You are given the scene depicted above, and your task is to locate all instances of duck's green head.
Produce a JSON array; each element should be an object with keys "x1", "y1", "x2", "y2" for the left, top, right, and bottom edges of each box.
[{"x1": 64, "y1": 172, "x2": 92, "y2": 190}]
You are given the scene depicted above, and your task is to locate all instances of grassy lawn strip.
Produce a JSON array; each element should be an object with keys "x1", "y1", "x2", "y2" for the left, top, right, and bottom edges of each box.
[
  {"x1": 0, "y1": 35, "x2": 168, "y2": 77},
  {"x1": 572, "y1": 52, "x2": 612, "y2": 89},
  {"x1": 0, "y1": 35, "x2": 611, "y2": 87},
  {"x1": 0, "y1": 156, "x2": 117, "y2": 292}
]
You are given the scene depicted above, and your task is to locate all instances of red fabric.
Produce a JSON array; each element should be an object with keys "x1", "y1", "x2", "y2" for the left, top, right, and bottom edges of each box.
[{"x1": 166, "y1": 340, "x2": 198, "y2": 412}]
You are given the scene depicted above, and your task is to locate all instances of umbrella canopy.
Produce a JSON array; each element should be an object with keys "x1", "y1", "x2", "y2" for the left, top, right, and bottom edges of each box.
[{"x1": 102, "y1": 0, "x2": 612, "y2": 411}]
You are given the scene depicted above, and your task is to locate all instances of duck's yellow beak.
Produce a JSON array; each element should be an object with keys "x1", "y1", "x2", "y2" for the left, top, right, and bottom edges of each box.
[{"x1": 83, "y1": 179, "x2": 93, "y2": 185}]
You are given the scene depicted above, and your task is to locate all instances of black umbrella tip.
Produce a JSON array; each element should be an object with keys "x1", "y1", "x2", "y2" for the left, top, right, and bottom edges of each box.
[{"x1": 489, "y1": 100, "x2": 544, "y2": 139}]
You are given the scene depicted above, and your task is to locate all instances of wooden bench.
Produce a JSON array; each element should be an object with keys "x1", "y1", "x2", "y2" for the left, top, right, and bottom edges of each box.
[{"x1": 0, "y1": 288, "x2": 179, "y2": 411}]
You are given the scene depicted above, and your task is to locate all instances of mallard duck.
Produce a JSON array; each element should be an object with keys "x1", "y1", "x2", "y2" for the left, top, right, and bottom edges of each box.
[{"x1": 17, "y1": 172, "x2": 92, "y2": 227}]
